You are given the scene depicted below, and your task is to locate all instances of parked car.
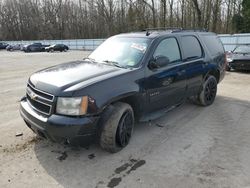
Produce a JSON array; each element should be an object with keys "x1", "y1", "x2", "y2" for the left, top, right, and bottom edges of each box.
[
  {"x1": 23, "y1": 43, "x2": 49, "y2": 52},
  {"x1": 45, "y1": 44, "x2": 69, "y2": 52},
  {"x1": 0, "y1": 42, "x2": 9, "y2": 49},
  {"x1": 226, "y1": 45, "x2": 250, "y2": 71},
  {"x1": 6, "y1": 44, "x2": 23, "y2": 51},
  {"x1": 20, "y1": 29, "x2": 226, "y2": 153}
]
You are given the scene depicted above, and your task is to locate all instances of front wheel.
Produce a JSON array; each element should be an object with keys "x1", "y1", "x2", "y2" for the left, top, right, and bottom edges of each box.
[{"x1": 99, "y1": 102, "x2": 134, "y2": 153}]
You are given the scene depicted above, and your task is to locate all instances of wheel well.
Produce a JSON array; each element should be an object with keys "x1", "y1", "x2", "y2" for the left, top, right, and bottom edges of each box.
[
  {"x1": 112, "y1": 95, "x2": 140, "y2": 119},
  {"x1": 206, "y1": 69, "x2": 220, "y2": 83}
]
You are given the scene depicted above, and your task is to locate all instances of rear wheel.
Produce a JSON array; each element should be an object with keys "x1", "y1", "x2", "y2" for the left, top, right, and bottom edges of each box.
[
  {"x1": 190, "y1": 75, "x2": 217, "y2": 106},
  {"x1": 199, "y1": 75, "x2": 217, "y2": 106},
  {"x1": 99, "y1": 102, "x2": 134, "y2": 153}
]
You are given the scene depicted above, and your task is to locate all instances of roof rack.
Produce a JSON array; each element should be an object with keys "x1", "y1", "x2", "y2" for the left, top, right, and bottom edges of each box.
[
  {"x1": 172, "y1": 29, "x2": 208, "y2": 33},
  {"x1": 143, "y1": 27, "x2": 182, "y2": 36},
  {"x1": 142, "y1": 27, "x2": 208, "y2": 36}
]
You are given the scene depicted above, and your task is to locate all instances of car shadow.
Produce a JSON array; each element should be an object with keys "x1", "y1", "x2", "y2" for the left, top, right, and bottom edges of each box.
[{"x1": 33, "y1": 95, "x2": 250, "y2": 188}]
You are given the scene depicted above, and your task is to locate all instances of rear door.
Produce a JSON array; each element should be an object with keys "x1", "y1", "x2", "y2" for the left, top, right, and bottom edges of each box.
[
  {"x1": 179, "y1": 35, "x2": 205, "y2": 97},
  {"x1": 144, "y1": 37, "x2": 187, "y2": 112}
]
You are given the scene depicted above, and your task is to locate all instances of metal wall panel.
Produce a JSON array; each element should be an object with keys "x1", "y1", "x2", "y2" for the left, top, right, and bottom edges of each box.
[
  {"x1": 1, "y1": 39, "x2": 106, "y2": 50},
  {"x1": 218, "y1": 34, "x2": 250, "y2": 52},
  {"x1": 2, "y1": 33, "x2": 250, "y2": 52}
]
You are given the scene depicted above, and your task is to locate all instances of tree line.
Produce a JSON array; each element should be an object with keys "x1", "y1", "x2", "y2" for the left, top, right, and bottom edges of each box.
[{"x1": 0, "y1": 0, "x2": 249, "y2": 41}]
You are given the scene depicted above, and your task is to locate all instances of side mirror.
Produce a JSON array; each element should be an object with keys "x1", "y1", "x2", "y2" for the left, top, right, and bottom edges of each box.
[{"x1": 148, "y1": 56, "x2": 170, "y2": 70}]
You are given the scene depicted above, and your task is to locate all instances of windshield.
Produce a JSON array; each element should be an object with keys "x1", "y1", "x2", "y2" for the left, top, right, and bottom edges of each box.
[
  {"x1": 234, "y1": 46, "x2": 250, "y2": 54},
  {"x1": 89, "y1": 37, "x2": 150, "y2": 68}
]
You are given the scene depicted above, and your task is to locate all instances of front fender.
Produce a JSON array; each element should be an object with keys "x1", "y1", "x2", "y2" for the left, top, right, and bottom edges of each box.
[
  {"x1": 73, "y1": 68, "x2": 145, "y2": 115},
  {"x1": 90, "y1": 83, "x2": 140, "y2": 114}
]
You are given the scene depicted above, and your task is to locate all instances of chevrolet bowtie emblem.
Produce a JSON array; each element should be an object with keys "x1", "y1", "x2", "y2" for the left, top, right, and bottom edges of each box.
[{"x1": 30, "y1": 93, "x2": 38, "y2": 100}]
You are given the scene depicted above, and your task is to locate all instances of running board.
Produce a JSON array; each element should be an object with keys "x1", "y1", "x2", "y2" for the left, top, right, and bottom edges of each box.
[{"x1": 139, "y1": 102, "x2": 183, "y2": 122}]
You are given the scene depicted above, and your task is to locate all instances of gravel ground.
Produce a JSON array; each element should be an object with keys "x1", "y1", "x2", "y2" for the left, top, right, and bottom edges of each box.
[{"x1": 0, "y1": 51, "x2": 250, "y2": 188}]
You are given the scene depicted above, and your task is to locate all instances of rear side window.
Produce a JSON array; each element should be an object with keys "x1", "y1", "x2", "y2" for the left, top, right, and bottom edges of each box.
[
  {"x1": 203, "y1": 35, "x2": 224, "y2": 56},
  {"x1": 181, "y1": 36, "x2": 202, "y2": 60},
  {"x1": 153, "y1": 38, "x2": 181, "y2": 63}
]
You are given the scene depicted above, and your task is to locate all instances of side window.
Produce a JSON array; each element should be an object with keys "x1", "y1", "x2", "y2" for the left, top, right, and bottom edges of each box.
[
  {"x1": 181, "y1": 36, "x2": 202, "y2": 60},
  {"x1": 153, "y1": 38, "x2": 181, "y2": 63},
  {"x1": 202, "y1": 35, "x2": 224, "y2": 56}
]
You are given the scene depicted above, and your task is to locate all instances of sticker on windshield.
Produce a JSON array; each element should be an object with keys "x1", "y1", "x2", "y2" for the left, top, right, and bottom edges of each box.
[
  {"x1": 127, "y1": 61, "x2": 136, "y2": 66},
  {"x1": 131, "y1": 43, "x2": 147, "y2": 53}
]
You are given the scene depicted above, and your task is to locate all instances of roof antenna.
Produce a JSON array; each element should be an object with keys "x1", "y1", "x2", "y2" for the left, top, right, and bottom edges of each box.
[{"x1": 146, "y1": 30, "x2": 150, "y2": 36}]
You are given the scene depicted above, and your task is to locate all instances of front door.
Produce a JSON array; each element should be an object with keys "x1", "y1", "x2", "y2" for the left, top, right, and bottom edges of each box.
[{"x1": 144, "y1": 37, "x2": 187, "y2": 112}]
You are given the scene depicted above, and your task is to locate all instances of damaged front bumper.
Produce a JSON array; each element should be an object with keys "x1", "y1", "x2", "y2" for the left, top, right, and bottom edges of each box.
[{"x1": 19, "y1": 97, "x2": 100, "y2": 145}]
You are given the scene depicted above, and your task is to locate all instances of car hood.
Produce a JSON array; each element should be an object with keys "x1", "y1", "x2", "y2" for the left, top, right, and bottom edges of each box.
[
  {"x1": 232, "y1": 53, "x2": 250, "y2": 60},
  {"x1": 29, "y1": 60, "x2": 128, "y2": 96}
]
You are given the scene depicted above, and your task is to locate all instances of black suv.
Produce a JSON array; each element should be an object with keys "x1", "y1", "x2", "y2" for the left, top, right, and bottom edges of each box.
[{"x1": 20, "y1": 29, "x2": 226, "y2": 153}]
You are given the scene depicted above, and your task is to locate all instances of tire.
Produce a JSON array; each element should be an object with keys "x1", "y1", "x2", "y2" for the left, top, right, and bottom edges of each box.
[
  {"x1": 99, "y1": 102, "x2": 134, "y2": 153},
  {"x1": 190, "y1": 75, "x2": 217, "y2": 106},
  {"x1": 199, "y1": 75, "x2": 217, "y2": 106}
]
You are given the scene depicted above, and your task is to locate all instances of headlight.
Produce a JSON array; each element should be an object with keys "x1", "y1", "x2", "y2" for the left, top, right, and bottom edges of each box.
[{"x1": 56, "y1": 96, "x2": 88, "y2": 116}]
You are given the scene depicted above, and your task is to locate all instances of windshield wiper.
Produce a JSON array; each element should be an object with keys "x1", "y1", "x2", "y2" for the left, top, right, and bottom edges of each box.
[{"x1": 102, "y1": 60, "x2": 126, "y2": 69}]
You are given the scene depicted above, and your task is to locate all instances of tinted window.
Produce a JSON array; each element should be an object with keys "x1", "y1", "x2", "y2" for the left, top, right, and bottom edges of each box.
[
  {"x1": 153, "y1": 38, "x2": 181, "y2": 63},
  {"x1": 203, "y1": 35, "x2": 224, "y2": 56},
  {"x1": 182, "y1": 36, "x2": 202, "y2": 60}
]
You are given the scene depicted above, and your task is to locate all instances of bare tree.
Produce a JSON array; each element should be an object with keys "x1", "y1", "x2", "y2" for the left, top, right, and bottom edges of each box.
[{"x1": 0, "y1": 0, "x2": 244, "y2": 41}]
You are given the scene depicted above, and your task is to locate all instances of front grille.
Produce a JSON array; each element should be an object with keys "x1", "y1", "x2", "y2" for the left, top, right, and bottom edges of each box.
[
  {"x1": 26, "y1": 84, "x2": 54, "y2": 116},
  {"x1": 27, "y1": 84, "x2": 54, "y2": 101}
]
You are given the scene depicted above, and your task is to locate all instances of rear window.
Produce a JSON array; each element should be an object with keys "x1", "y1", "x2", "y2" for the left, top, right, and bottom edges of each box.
[{"x1": 203, "y1": 35, "x2": 224, "y2": 56}]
